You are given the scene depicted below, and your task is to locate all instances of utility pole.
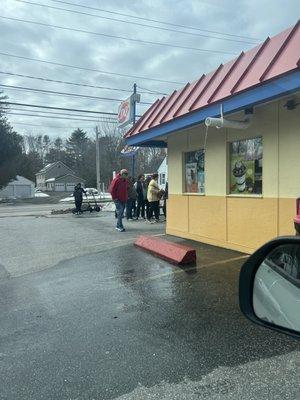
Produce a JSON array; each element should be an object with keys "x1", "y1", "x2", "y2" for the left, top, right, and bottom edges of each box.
[
  {"x1": 132, "y1": 83, "x2": 137, "y2": 178},
  {"x1": 95, "y1": 126, "x2": 101, "y2": 194}
]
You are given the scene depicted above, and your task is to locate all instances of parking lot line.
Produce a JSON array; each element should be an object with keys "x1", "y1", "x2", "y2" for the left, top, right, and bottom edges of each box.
[{"x1": 102, "y1": 254, "x2": 249, "y2": 286}]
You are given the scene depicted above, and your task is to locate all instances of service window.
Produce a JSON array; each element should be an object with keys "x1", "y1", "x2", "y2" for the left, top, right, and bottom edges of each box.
[
  {"x1": 229, "y1": 137, "x2": 262, "y2": 195},
  {"x1": 184, "y1": 150, "x2": 205, "y2": 193}
]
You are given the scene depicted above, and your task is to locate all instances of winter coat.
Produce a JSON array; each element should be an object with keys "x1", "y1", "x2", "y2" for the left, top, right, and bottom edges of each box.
[
  {"x1": 147, "y1": 179, "x2": 160, "y2": 202},
  {"x1": 128, "y1": 182, "x2": 137, "y2": 200},
  {"x1": 134, "y1": 181, "x2": 144, "y2": 200},
  {"x1": 109, "y1": 174, "x2": 128, "y2": 203},
  {"x1": 163, "y1": 182, "x2": 168, "y2": 200},
  {"x1": 73, "y1": 187, "x2": 86, "y2": 202}
]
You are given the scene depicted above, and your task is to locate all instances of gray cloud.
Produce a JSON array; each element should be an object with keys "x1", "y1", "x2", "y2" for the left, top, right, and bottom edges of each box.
[{"x1": 1, "y1": 0, "x2": 299, "y2": 138}]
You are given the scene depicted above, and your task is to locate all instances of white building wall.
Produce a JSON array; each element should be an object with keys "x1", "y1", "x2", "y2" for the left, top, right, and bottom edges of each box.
[{"x1": 157, "y1": 156, "x2": 168, "y2": 190}]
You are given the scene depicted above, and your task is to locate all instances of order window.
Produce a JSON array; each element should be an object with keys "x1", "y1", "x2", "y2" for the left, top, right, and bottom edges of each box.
[
  {"x1": 229, "y1": 137, "x2": 263, "y2": 195},
  {"x1": 184, "y1": 150, "x2": 205, "y2": 193}
]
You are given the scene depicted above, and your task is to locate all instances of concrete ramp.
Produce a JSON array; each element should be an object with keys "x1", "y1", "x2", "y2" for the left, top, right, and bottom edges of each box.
[{"x1": 135, "y1": 235, "x2": 196, "y2": 265}]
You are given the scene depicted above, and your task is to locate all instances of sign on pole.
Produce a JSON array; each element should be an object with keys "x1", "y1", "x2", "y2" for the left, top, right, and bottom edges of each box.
[
  {"x1": 118, "y1": 95, "x2": 134, "y2": 128},
  {"x1": 119, "y1": 84, "x2": 140, "y2": 177}
]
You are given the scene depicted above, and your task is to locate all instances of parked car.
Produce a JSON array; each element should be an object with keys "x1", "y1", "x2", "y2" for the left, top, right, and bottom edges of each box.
[
  {"x1": 239, "y1": 236, "x2": 300, "y2": 338},
  {"x1": 84, "y1": 188, "x2": 99, "y2": 195}
]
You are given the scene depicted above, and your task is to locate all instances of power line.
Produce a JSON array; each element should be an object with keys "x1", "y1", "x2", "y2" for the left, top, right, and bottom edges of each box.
[
  {"x1": 0, "y1": 71, "x2": 165, "y2": 95},
  {"x1": 14, "y1": 0, "x2": 259, "y2": 45},
  {"x1": 3, "y1": 102, "x2": 140, "y2": 118},
  {"x1": 0, "y1": 71, "x2": 130, "y2": 93},
  {"x1": 11, "y1": 121, "x2": 89, "y2": 128},
  {"x1": 0, "y1": 83, "x2": 122, "y2": 102},
  {"x1": 0, "y1": 83, "x2": 152, "y2": 104},
  {"x1": 11, "y1": 122, "x2": 110, "y2": 129},
  {"x1": 0, "y1": 51, "x2": 185, "y2": 85},
  {"x1": 0, "y1": 15, "x2": 237, "y2": 56},
  {"x1": 49, "y1": 0, "x2": 261, "y2": 42},
  {"x1": 1, "y1": 101, "x2": 119, "y2": 115},
  {"x1": 6, "y1": 108, "x2": 111, "y2": 120},
  {"x1": 6, "y1": 111, "x2": 118, "y2": 123},
  {"x1": 137, "y1": 85, "x2": 167, "y2": 95}
]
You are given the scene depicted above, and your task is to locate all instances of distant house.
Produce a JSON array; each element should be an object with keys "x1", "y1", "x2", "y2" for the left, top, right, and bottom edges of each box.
[
  {"x1": 144, "y1": 155, "x2": 168, "y2": 189},
  {"x1": 0, "y1": 176, "x2": 35, "y2": 199},
  {"x1": 36, "y1": 162, "x2": 85, "y2": 192},
  {"x1": 45, "y1": 173, "x2": 86, "y2": 192},
  {"x1": 157, "y1": 156, "x2": 168, "y2": 190}
]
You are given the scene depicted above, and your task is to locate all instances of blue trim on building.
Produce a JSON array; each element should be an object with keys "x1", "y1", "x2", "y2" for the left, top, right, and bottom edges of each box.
[
  {"x1": 137, "y1": 140, "x2": 167, "y2": 148},
  {"x1": 126, "y1": 71, "x2": 300, "y2": 147},
  {"x1": 121, "y1": 152, "x2": 136, "y2": 157}
]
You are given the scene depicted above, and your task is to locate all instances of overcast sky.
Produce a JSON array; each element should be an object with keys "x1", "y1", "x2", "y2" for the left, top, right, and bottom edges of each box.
[{"x1": 1, "y1": 0, "x2": 299, "y2": 138}]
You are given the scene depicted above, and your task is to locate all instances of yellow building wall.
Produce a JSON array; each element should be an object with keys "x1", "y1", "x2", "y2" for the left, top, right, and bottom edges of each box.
[
  {"x1": 278, "y1": 198, "x2": 296, "y2": 236},
  {"x1": 167, "y1": 98, "x2": 300, "y2": 254},
  {"x1": 167, "y1": 194, "x2": 189, "y2": 233},
  {"x1": 278, "y1": 98, "x2": 300, "y2": 198},
  {"x1": 226, "y1": 197, "x2": 278, "y2": 251},
  {"x1": 188, "y1": 196, "x2": 226, "y2": 241}
]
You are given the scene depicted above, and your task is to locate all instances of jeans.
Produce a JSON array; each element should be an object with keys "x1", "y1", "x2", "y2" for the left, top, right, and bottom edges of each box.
[
  {"x1": 126, "y1": 198, "x2": 135, "y2": 219},
  {"x1": 75, "y1": 200, "x2": 82, "y2": 213},
  {"x1": 135, "y1": 197, "x2": 145, "y2": 218},
  {"x1": 163, "y1": 199, "x2": 167, "y2": 218},
  {"x1": 145, "y1": 199, "x2": 150, "y2": 220},
  {"x1": 114, "y1": 200, "x2": 126, "y2": 229},
  {"x1": 149, "y1": 201, "x2": 160, "y2": 221}
]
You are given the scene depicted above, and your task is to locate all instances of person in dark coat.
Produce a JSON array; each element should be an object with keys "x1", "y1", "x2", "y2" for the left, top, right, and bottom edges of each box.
[
  {"x1": 144, "y1": 176, "x2": 151, "y2": 221},
  {"x1": 134, "y1": 174, "x2": 145, "y2": 219},
  {"x1": 163, "y1": 181, "x2": 168, "y2": 220},
  {"x1": 73, "y1": 183, "x2": 86, "y2": 215},
  {"x1": 126, "y1": 177, "x2": 137, "y2": 220}
]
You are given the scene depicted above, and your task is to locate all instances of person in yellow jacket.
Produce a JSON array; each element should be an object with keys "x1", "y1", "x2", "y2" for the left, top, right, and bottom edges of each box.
[{"x1": 147, "y1": 173, "x2": 163, "y2": 223}]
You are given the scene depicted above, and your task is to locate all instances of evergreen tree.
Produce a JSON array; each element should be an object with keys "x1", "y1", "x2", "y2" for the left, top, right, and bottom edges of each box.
[
  {"x1": 54, "y1": 137, "x2": 63, "y2": 151},
  {"x1": 0, "y1": 117, "x2": 23, "y2": 189},
  {"x1": 66, "y1": 128, "x2": 89, "y2": 172}
]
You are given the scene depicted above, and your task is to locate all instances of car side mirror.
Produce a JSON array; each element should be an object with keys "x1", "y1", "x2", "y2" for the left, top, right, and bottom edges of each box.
[{"x1": 239, "y1": 237, "x2": 300, "y2": 338}]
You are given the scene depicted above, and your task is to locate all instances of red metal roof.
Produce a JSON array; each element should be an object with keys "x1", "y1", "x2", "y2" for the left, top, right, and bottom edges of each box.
[{"x1": 126, "y1": 21, "x2": 300, "y2": 139}]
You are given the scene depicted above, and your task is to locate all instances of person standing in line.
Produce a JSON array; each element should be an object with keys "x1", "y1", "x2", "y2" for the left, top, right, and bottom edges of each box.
[
  {"x1": 144, "y1": 176, "x2": 151, "y2": 221},
  {"x1": 73, "y1": 183, "x2": 86, "y2": 215},
  {"x1": 109, "y1": 169, "x2": 129, "y2": 232},
  {"x1": 134, "y1": 174, "x2": 145, "y2": 220},
  {"x1": 147, "y1": 173, "x2": 163, "y2": 223},
  {"x1": 163, "y1": 181, "x2": 168, "y2": 221},
  {"x1": 126, "y1": 177, "x2": 137, "y2": 221}
]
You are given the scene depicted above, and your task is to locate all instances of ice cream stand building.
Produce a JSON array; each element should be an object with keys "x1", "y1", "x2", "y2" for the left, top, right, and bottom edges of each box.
[{"x1": 126, "y1": 22, "x2": 300, "y2": 254}]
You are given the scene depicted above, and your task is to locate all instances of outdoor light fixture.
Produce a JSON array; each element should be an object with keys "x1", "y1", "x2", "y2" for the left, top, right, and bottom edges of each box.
[
  {"x1": 205, "y1": 105, "x2": 254, "y2": 130},
  {"x1": 284, "y1": 99, "x2": 300, "y2": 110}
]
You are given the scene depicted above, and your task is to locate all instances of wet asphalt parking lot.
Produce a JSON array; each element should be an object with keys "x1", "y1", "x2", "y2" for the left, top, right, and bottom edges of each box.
[{"x1": 0, "y1": 204, "x2": 300, "y2": 399}]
